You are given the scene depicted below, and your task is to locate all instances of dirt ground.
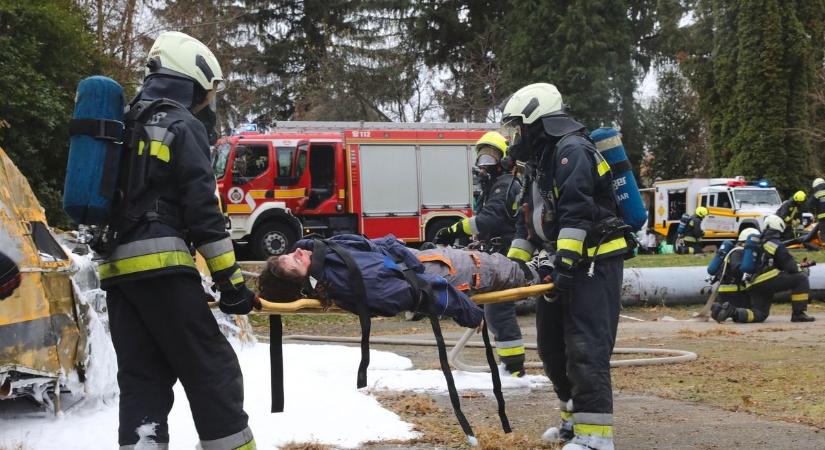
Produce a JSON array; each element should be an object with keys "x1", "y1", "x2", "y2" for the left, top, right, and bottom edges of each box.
[{"x1": 256, "y1": 301, "x2": 825, "y2": 450}]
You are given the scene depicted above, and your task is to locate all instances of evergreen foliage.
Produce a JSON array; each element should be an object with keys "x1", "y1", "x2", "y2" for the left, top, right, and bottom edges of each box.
[
  {"x1": 0, "y1": 0, "x2": 98, "y2": 226},
  {"x1": 681, "y1": 0, "x2": 825, "y2": 193},
  {"x1": 641, "y1": 67, "x2": 708, "y2": 182}
]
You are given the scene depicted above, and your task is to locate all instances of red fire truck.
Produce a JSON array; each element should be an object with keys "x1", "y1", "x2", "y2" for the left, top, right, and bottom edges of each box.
[{"x1": 212, "y1": 121, "x2": 498, "y2": 259}]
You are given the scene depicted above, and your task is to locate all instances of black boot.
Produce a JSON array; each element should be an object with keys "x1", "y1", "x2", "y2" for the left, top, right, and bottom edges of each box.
[
  {"x1": 714, "y1": 302, "x2": 736, "y2": 323},
  {"x1": 791, "y1": 302, "x2": 815, "y2": 322}
]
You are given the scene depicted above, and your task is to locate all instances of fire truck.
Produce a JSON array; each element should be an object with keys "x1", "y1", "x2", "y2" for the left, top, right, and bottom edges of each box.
[
  {"x1": 213, "y1": 121, "x2": 498, "y2": 259},
  {"x1": 650, "y1": 176, "x2": 782, "y2": 244}
]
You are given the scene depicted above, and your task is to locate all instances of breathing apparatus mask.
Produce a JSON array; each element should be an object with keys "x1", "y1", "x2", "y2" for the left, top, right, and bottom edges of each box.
[{"x1": 193, "y1": 84, "x2": 221, "y2": 146}]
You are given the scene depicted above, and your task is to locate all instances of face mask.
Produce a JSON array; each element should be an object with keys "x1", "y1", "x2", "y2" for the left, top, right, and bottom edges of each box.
[
  {"x1": 507, "y1": 133, "x2": 533, "y2": 162},
  {"x1": 195, "y1": 107, "x2": 218, "y2": 146}
]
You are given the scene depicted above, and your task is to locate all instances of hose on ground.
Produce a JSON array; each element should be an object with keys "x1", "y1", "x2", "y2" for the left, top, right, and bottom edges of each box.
[{"x1": 281, "y1": 331, "x2": 697, "y2": 369}]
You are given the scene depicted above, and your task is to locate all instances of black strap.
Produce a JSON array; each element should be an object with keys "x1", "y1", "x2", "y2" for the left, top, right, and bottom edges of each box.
[
  {"x1": 481, "y1": 317, "x2": 512, "y2": 433},
  {"x1": 425, "y1": 295, "x2": 476, "y2": 441},
  {"x1": 323, "y1": 240, "x2": 372, "y2": 389},
  {"x1": 398, "y1": 268, "x2": 476, "y2": 441},
  {"x1": 69, "y1": 118, "x2": 124, "y2": 142},
  {"x1": 608, "y1": 159, "x2": 632, "y2": 174},
  {"x1": 270, "y1": 314, "x2": 284, "y2": 412}
]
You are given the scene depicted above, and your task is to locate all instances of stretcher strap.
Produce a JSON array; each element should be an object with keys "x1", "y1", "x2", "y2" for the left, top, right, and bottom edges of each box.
[
  {"x1": 270, "y1": 314, "x2": 284, "y2": 413},
  {"x1": 427, "y1": 298, "x2": 475, "y2": 440},
  {"x1": 481, "y1": 318, "x2": 511, "y2": 433},
  {"x1": 324, "y1": 240, "x2": 371, "y2": 389}
]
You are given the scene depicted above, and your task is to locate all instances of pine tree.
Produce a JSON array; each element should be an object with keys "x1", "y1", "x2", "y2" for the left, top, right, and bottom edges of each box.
[
  {"x1": 681, "y1": 0, "x2": 824, "y2": 193},
  {"x1": 642, "y1": 67, "x2": 709, "y2": 181}
]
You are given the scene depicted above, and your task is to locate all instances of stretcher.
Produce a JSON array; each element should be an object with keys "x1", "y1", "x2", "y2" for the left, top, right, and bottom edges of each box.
[{"x1": 244, "y1": 283, "x2": 555, "y2": 314}]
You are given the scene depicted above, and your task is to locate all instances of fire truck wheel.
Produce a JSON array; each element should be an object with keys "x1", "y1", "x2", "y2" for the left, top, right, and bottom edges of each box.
[{"x1": 251, "y1": 221, "x2": 297, "y2": 260}]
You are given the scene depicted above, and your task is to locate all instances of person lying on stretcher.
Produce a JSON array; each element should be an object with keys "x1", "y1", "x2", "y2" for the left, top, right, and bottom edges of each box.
[{"x1": 258, "y1": 234, "x2": 550, "y2": 328}]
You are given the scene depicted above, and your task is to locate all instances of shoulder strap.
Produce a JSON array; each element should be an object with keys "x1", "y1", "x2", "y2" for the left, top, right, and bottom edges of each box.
[{"x1": 322, "y1": 240, "x2": 372, "y2": 389}]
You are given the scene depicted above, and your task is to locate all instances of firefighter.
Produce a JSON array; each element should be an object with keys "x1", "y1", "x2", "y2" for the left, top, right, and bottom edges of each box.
[
  {"x1": 501, "y1": 83, "x2": 628, "y2": 450},
  {"x1": 99, "y1": 32, "x2": 257, "y2": 449},
  {"x1": 715, "y1": 215, "x2": 814, "y2": 323},
  {"x1": 434, "y1": 131, "x2": 527, "y2": 376},
  {"x1": 0, "y1": 251, "x2": 21, "y2": 300},
  {"x1": 811, "y1": 178, "x2": 825, "y2": 243},
  {"x1": 675, "y1": 206, "x2": 708, "y2": 254},
  {"x1": 709, "y1": 228, "x2": 758, "y2": 322},
  {"x1": 776, "y1": 190, "x2": 807, "y2": 240}
]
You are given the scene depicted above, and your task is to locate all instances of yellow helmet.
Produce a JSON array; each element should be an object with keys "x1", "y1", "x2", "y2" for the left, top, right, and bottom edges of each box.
[
  {"x1": 695, "y1": 206, "x2": 709, "y2": 218},
  {"x1": 793, "y1": 190, "x2": 806, "y2": 202},
  {"x1": 475, "y1": 131, "x2": 507, "y2": 166}
]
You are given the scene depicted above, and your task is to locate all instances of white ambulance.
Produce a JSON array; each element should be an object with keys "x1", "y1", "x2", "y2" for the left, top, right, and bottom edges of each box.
[{"x1": 651, "y1": 177, "x2": 782, "y2": 243}]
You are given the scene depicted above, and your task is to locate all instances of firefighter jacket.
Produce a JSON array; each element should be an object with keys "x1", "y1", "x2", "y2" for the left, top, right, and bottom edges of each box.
[
  {"x1": 776, "y1": 199, "x2": 803, "y2": 225},
  {"x1": 99, "y1": 76, "x2": 243, "y2": 290},
  {"x1": 716, "y1": 247, "x2": 745, "y2": 294},
  {"x1": 813, "y1": 184, "x2": 825, "y2": 221},
  {"x1": 680, "y1": 214, "x2": 704, "y2": 243},
  {"x1": 506, "y1": 132, "x2": 628, "y2": 270},
  {"x1": 293, "y1": 234, "x2": 483, "y2": 328},
  {"x1": 748, "y1": 230, "x2": 800, "y2": 287},
  {"x1": 467, "y1": 174, "x2": 521, "y2": 248}
]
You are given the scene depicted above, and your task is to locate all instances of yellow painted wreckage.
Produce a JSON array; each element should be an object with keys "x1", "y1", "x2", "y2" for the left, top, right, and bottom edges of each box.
[{"x1": 0, "y1": 147, "x2": 84, "y2": 404}]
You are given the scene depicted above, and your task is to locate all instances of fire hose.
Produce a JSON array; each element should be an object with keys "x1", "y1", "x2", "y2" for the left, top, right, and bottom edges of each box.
[{"x1": 218, "y1": 279, "x2": 698, "y2": 370}]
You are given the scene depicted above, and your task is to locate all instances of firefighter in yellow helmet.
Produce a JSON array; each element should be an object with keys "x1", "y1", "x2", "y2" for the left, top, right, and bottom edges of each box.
[
  {"x1": 676, "y1": 206, "x2": 708, "y2": 254},
  {"x1": 775, "y1": 190, "x2": 807, "y2": 240},
  {"x1": 811, "y1": 178, "x2": 825, "y2": 242},
  {"x1": 434, "y1": 131, "x2": 527, "y2": 376},
  {"x1": 100, "y1": 31, "x2": 256, "y2": 449}
]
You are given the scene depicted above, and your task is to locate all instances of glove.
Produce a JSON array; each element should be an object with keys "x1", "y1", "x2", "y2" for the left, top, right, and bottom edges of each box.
[
  {"x1": 219, "y1": 284, "x2": 261, "y2": 315},
  {"x1": 435, "y1": 221, "x2": 469, "y2": 245},
  {"x1": 526, "y1": 251, "x2": 554, "y2": 284},
  {"x1": 550, "y1": 268, "x2": 575, "y2": 294},
  {"x1": 434, "y1": 227, "x2": 455, "y2": 245},
  {"x1": 0, "y1": 252, "x2": 21, "y2": 301}
]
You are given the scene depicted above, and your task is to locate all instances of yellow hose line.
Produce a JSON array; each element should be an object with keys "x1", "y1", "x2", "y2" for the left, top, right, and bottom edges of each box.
[{"x1": 235, "y1": 283, "x2": 555, "y2": 315}]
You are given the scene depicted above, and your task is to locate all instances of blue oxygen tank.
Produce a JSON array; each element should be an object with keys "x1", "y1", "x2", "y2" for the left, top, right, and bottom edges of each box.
[
  {"x1": 63, "y1": 76, "x2": 125, "y2": 225},
  {"x1": 740, "y1": 236, "x2": 761, "y2": 276},
  {"x1": 707, "y1": 239, "x2": 734, "y2": 275},
  {"x1": 590, "y1": 127, "x2": 646, "y2": 231},
  {"x1": 677, "y1": 213, "x2": 691, "y2": 235}
]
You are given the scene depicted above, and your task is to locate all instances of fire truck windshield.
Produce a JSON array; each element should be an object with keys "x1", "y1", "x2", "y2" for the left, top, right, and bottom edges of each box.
[
  {"x1": 733, "y1": 189, "x2": 781, "y2": 206},
  {"x1": 213, "y1": 143, "x2": 231, "y2": 179},
  {"x1": 277, "y1": 146, "x2": 296, "y2": 177}
]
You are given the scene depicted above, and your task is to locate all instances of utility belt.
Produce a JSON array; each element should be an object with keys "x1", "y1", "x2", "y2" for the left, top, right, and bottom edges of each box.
[
  {"x1": 92, "y1": 194, "x2": 186, "y2": 257},
  {"x1": 586, "y1": 217, "x2": 635, "y2": 257}
]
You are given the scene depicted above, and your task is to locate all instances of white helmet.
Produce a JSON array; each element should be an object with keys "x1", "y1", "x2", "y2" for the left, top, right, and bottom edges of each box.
[
  {"x1": 738, "y1": 227, "x2": 760, "y2": 242},
  {"x1": 813, "y1": 177, "x2": 825, "y2": 189},
  {"x1": 146, "y1": 31, "x2": 223, "y2": 92},
  {"x1": 501, "y1": 83, "x2": 564, "y2": 125},
  {"x1": 763, "y1": 214, "x2": 785, "y2": 233}
]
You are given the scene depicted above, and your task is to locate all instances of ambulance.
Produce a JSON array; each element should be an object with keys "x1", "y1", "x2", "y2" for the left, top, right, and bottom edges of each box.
[{"x1": 651, "y1": 177, "x2": 782, "y2": 243}]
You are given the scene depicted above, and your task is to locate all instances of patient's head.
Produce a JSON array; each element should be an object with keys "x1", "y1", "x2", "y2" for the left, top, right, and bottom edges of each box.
[{"x1": 258, "y1": 248, "x2": 312, "y2": 302}]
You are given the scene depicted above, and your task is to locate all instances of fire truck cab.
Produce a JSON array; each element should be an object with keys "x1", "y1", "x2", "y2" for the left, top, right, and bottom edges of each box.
[
  {"x1": 213, "y1": 122, "x2": 498, "y2": 259},
  {"x1": 651, "y1": 177, "x2": 782, "y2": 244}
]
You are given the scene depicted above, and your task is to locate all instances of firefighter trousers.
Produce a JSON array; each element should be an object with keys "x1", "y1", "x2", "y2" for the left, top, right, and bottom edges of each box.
[
  {"x1": 105, "y1": 273, "x2": 253, "y2": 448},
  {"x1": 735, "y1": 272, "x2": 810, "y2": 322},
  {"x1": 484, "y1": 301, "x2": 524, "y2": 371},
  {"x1": 536, "y1": 255, "x2": 623, "y2": 437}
]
